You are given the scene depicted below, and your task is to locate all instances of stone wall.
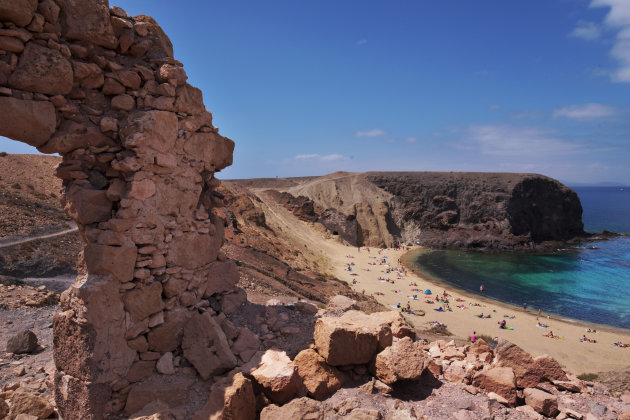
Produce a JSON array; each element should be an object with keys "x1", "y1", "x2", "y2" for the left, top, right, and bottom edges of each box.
[{"x1": 0, "y1": 0, "x2": 241, "y2": 418}]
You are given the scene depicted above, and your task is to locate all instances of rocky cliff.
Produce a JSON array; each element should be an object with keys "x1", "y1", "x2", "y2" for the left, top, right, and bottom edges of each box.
[{"x1": 246, "y1": 171, "x2": 586, "y2": 250}]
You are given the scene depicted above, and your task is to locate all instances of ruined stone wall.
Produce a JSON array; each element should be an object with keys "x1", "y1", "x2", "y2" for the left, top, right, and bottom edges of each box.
[{"x1": 0, "y1": 1, "x2": 242, "y2": 418}]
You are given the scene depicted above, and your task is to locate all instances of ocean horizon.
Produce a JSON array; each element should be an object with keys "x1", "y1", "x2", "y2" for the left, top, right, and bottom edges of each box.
[{"x1": 408, "y1": 186, "x2": 630, "y2": 330}]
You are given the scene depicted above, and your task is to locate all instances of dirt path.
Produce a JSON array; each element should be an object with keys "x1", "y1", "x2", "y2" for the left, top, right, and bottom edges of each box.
[{"x1": 0, "y1": 223, "x2": 78, "y2": 249}]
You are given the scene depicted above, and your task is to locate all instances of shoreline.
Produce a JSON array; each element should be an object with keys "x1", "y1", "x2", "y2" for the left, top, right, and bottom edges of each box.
[
  {"x1": 399, "y1": 248, "x2": 630, "y2": 337},
  {"x1": 325, "y1": 242, "x2": 630, "y2": 374}
]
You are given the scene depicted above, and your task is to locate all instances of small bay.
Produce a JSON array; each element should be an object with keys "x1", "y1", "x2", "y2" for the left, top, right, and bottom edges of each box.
[{"x1": 409, "y1": 186, "x2": 630, "y2": 330}]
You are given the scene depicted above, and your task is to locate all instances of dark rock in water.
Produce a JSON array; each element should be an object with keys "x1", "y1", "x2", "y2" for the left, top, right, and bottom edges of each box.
[{"x1": 6, "y1": 329, "x2": 38, "y2": 354}]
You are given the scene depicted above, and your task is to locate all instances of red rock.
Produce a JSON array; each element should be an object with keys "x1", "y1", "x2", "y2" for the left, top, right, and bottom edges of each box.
[
  {"x1": 147, "y1": 308, "x2": 191, "y2": 352},
  {"x1": 0, "y1": 0, "x2": 37, "y2": 26},
  {"x1": 128, "y1": 179, "x2": 156, "y2": 200},
  {"x1": 472, "y1": 366, "x2": 518, "y2": 406},
  {"x1": 121, "y1": 110, "x2": 178, "y2": 153},
  {"x1": 221, "y1": 289, "x2": 247, "y2": 315},
  {"x1": 374, "y1": 337, "x2": 427, "y2": 385},
  {"x1": 0, "y1": 97, "x2": 55, "y2": 147},
  {"x1": 158, "y1": 64, "x2": 187, "y2": 85},
  {"x1": 231, "y1": 328, "x2": 260, "y2": 362},
  {"x1": 371, "y1": 311, "x2": 416, "y2": 339},
  {"x1": 40, "y1": 120, "x2": 115, "y2": 154},
  {"x1": 122, "y1": 282, "x2": 165, "y2": 322},
  {"x1": 524, "y1": 387, "x2": 559, "y2": 417},
  {"x1": 294, "y1": 349, "x2": 344, "y2": 400},
  {"x1": 60, "y1": 0, "x2": 117, "y2": 48},
  {"x1": 102, "y1": 77, "x2": 126, "y2": 95},
  {"x1": 192, "y1": 373, "x2": 256, "y2": 420},
  {"x1": 260, "y1": 397, "x2": 323, "y2": 420},
  {"x1": 314, "y1": 310, "x2": 392, "y2": 366},
  {"x1": 181, "y1": 312, "x2": 236, "y2": 380},
  {"x1": 64, "y1": 184, "x2": 113, "y2": 225},
  {"x1": 9, "y1": 391, "x2": 54, "y2": 419},
  {"x1": 182, "y1": 132, "x2": 235, "y2": 171},
  {"x1": 127, "y1": 360, "x2": 155, "y2": 382},
  {"x1": 202, "y1": 261, "x2": 240, "y2": 297},
  {"x1": 175, "y1": 84, "x2": 204, "y2": 114},
  {"x1": 8, "y1": 42, "x2": 73, "y2": 95},
  {"x1": 83, "y1": 243, "x2": 137, "y2": 282},
  {"x1": 250, "y1": 349, "x2": 301, "y2": 404},
  {"x1": 124, "y1": 374, "x2": 194, "y2": 416},
  {"x1": 0, "y1": 35, "x2": 24, "y2": 52},
  {"x1": 37, "y1": 0, "x2": 59, "y2": 23},
  {"x1": 166, "y1": 233, "x2": 221, "y2": 270},
  {"x1": 112, "y1": 94, "x2": 135, "y2": 111}
]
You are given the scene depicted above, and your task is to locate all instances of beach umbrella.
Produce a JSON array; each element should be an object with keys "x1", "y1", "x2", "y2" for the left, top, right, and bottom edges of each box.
[{"x1": 424, "y1": 289, "x2": 431, "y2": 295}]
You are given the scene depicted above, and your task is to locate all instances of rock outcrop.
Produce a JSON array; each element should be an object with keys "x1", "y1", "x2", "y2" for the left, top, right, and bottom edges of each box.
[
  {"x1": 0, "y1": 1, "x2": 239, "y2": 418},
  {"x1": 245, "y1": 171, "x2": 586, "y2": 249}
]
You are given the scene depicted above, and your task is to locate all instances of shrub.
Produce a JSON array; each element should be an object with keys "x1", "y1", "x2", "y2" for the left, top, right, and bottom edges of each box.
[
  {"x1": 428, "y1": 325, "x2": 453, "y2": 336},
  {"x1": 577, "y1": 373, "x2": 598, "y2": 381},
  {"x1": 0, "y1": 152, "x2": 7, "y2": 157}
]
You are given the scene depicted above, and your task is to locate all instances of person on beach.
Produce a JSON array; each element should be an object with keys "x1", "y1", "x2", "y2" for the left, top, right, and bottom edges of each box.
[
  {"x1": 480, "y1": 284, "x2": 484, "y2": 293},
  {"x1": 523, "y1": 302, "x2": 528, "y2": 311},
  {"x1": 471, "y1": 331, "x2": 477, "y2": 343}
]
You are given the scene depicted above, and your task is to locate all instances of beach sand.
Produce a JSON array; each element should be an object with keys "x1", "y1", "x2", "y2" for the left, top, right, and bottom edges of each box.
[{"x1": 324, "y1": 243, "x2": 630, "y2": 375}]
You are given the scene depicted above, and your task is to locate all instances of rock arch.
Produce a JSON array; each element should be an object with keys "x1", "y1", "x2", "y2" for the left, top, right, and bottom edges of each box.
[{"x1": 0, "y1": 1, "x2": 239, "y2": 418}]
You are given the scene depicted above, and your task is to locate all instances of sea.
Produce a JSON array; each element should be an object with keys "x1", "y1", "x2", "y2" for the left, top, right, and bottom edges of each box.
[{"x1": 408, "y1": 186, "x2": 630, "y2": 330}]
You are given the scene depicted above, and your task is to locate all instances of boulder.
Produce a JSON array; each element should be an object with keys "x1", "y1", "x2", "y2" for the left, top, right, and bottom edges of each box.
[
  {"x1": 0, "y1": 97, "x2": 55, "y2": 147},
  {"x1": 467, "y1": 338, "x2": 493, "y2": 357},
  {"x1": 314, "y1": 310, "x2": 392, "y2": 366},
  {"x1": 523, "y1": 387, "x2": 559, "y2": 417},
  {"x1": 181, "y1": 312, "x2": 236, "y2": 380},
  {"x1": 9, "y1": 391, "x2": 54, "y2": 419},
  {"x1": 294, "y1": 301, "x2": 319, "y2": 315},
  {"x1": 472, "y1": 366, "x2": 517, "y2": 406},
  {"x1": 6, "y1": 330, "x2": 38, "y2": 354},
  {"x1": 250, "y1": 349, "x2": 301, "y2": 404},
  {"x1": 192, "y1": 373, "x2": 256, "y2": 420},
  {"x1": 495, "y1": 340, "x2": 568, "y2": 388},
  {"x1": 0, "y1": 0, "x2": 37, "y2": 26},
  {"x1": 8, "y1": 43, "x2": 72, "y2": 95},
  {"x1": 121, "y1": 110, "x2": 178, "y2": 153},
  {"x1": 182, "y1": 132, "x2": 234, "y2": 171},
  {"x1": 231, "y1": 328, "x2": 260, "y2": 362},
  {"x1": 374, "y1": 337, "x2": 427, "y2": 385},
  {"x1": 147, "y1": 308, "x2": 190, "y2": 352},
  {"x1": 260, "y1": 397, "x2": 323, "y2": 420},
  {"x1": 371, "y1": 311, "x2": 416, "y2": 339},
  {"x1": 294, "y1": 349, "x2": 344, "y2": 400}
]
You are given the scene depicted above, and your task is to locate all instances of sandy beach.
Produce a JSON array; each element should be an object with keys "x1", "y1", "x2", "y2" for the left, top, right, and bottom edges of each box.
[{"x1": 325, "y1": 243, "x2": 630, "y2": 375}]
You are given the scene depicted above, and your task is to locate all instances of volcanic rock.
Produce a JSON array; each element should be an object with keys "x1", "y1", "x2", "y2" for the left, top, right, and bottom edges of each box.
[
  {"x1": 0, "y1": 97, "x2": 56, "y2": 147},
  {"x1": 192, "y1": 373, "x2": 256, "y2": 420},
  {"x1": 260, "y1": 397, "x2": 324, "y2": 420},
  {"x1": 371, "y1": 311, "x2": 416, "y2": 339},
  {"x1": 374, "y1": 337, "x2": 427, "y2": 385},
  {"x1": 9, "y1": 42, "x2": 73, "y2": 95},
  {"x1": 250, "y1": 349, "x2": 301, "y2": 404},
  {"x1": 314, "y1": 310, "x2": 392, "y2": 366},
  {"x1": 294, "y1": 349, "x2": 344, "y2": 400},
  {"x1": 524, "y1": 387, "x2": 559, "y2": 417},
  {"x1": 0, "y1": 0, "x2": 37, "y2": 26},
  {"x1": 8, "y1": 391, "x2": 54, "y2": 419},
  {"x1": 6, "y1": 330, "x2": 38, "y2": 354},
  {"x1": 181, "y1": 312, "x2": 236, "y2": 380},
  {"x1": 472, "y1": 366, "x2": 518, "y2": 406}
]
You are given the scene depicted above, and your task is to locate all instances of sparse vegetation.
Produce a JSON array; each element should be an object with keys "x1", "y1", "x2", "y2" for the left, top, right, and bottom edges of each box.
[
  {"x1": 0, "y1": 152, "x2": 7, "y2": 157},
  {"x1": 578, "y1": 373, "x2": 599, "y2": 381},
  {"x1": 428, "y1": 325, "x2": 453, "y2": 336}
]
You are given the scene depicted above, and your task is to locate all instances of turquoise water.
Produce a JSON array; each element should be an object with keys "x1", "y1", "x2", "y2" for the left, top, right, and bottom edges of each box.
[{"x1": 410, "y1": 187, "x2": 630, "y2": 330}]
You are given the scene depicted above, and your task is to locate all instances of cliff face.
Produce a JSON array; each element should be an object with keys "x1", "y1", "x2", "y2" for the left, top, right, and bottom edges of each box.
[{"x1": 271, "y1": 171, "x2": 585, "y2": 250}]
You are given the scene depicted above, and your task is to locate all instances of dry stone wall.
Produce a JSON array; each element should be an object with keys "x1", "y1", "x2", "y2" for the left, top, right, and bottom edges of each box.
[{"x1": 0, "y1": 0, "x2": 241, "y2": 418}]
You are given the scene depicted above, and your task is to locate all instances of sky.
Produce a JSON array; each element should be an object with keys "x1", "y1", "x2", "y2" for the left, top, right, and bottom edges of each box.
[{"x1": 3, "y1": 0, "x2": 630, "y2": 184}]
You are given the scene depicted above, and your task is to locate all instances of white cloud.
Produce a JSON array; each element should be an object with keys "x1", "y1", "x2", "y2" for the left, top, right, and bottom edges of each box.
[
  {"x1": 553, "y1": 103, "x2": 617, "y2": 119},
  {"x1": 357, "y1": 39, "x2": 367, "y2": 45},
  {"x1": 463, "y1": 125, "x2": 584, "y2": 157},
  {"x1": 403, "y1": 137, "x2": 417, "y2": 143},
  {"x1": 355, "y1": 128, "x2": 386, "y2": 137},
  {"x1": 489, "y1": 104, "x2": 502, "y2": 110},
  {"x1": 590, "y1": 0, "x2": 630, "y2": 81},
  {"x1": 293, "y1": 153, "x2": 347, "y2": 161},
  {"x1": 569, "y1": 20, "x2": 602, "y2": 40}
]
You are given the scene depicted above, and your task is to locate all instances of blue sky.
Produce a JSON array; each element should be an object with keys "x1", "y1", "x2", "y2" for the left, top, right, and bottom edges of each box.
[{"x1": 3, "y1": 0, "x2": 630, "y2": 184}]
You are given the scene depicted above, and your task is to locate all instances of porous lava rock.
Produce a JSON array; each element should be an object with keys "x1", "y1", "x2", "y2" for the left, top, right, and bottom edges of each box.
[
  {"x1": 294, "y1": 349, "x2": 344, "y2": 400},
  {"x1": 523, "y1": 387, "x2": 559, "y2": 417},
  {"x1": 374, "y1": 336, "x2": 427, "y2": 385},
  {"x1": 472, "y1": 366, "x2": 518, "y2": 406},
  {"x1": 6, "y1": 329, "x2": 38, "y2": 354}
]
